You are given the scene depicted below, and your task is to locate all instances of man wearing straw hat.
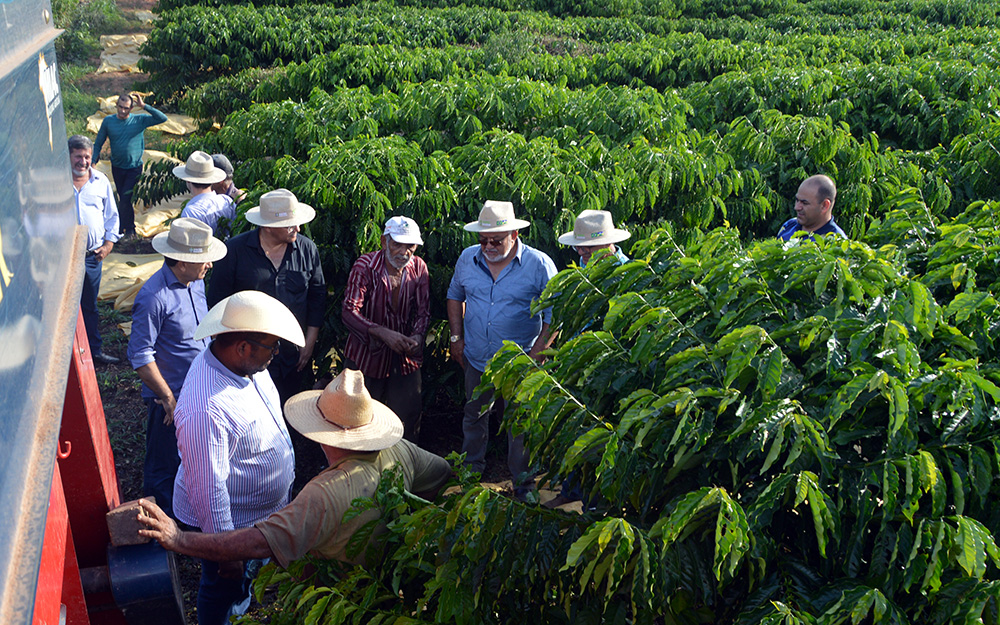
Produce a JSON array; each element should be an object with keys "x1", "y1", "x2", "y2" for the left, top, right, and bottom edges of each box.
[
  {"x1": 69, "y1": 134, "x2": 121, "y2": 365},
  {"x1": 207, "y1": 188, "x2": 326, "y2": 404},
  {"x1": 446, "y1": 200, "x2": 557, "y2": 497},
  {"x1": 175, "y1": 150, "x2": 236, "y2": 237},
  {"x1": 126, "y1": 218, "x2": 227, "y2": 520},
  {"x1": 171, "y1": 291, "x2": 305, "y2": 625},
  {"x1": 342, "y1": 216, "x2": 430, "y2": 443},
  {"x1": 135, "y1": 369, "x2": 451, "y2": 569},
  {"x1": 558, "y1": 209, "x2": 631, "y2": 267}
]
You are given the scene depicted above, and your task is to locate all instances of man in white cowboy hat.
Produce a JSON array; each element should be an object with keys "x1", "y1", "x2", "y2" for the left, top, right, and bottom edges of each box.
[
  {"x1": 69, "y1": 134, "x2": 121, "y2": 365},
  {"x1": 170, "y1": 290, "x2": 305, "y2": 625},
  {"x1": 93, "y1": 92, "x2": 168, "y2": 237},
  {"x1": 175, "y1": 150, "x2": 236, "y2": 237},
  {"x1": 135, "y1": 369, "x2": 451, "y2": 569},
  {"x1": 126, "y1": 218, "x2": 227, "y2": 520},
  {"x1": 446, "y1": 200, "x2": 557, "y2": 496},
  {"x1": 558, "y1": 209, "x2": 631, "y2": 267},
  {"x1": 342, "y1": 216, "x2": 430, "y2": 443},
  {"x1": 207, "y1": 188, "x2": 326, "y2": 404}
]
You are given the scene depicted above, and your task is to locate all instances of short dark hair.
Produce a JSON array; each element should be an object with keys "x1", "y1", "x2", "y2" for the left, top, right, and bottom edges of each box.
[
  {"x1": 68, "y1": 135, "x2": 92, "y2": 153},
  {"x1": 189, "y1": 182, "x2": 212, "y2": 191},
  {"x1": 164, "y1": 257, "x2": 180, "y2": 267},
  {"x1": 214, "y1": 331, "x2": 270, "y2": 348},
  {"x1": 118, "y1": 92, "x2": 133, "y2": 106}
]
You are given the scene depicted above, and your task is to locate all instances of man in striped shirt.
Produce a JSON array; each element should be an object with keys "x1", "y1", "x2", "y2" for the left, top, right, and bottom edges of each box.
[
  {"x1": 171, "y1": 291, "x2": 305, "y2": 625},
  {"x1": 342, "y1": 216, "x2": 430, "y2": 443}
]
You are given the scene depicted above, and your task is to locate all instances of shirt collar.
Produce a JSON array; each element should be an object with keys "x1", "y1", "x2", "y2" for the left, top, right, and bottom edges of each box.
[
  {"x1": 160, "y1": 261, "x2": 188, "y2": 288},
  {"x1": 205, "y1": 341, "x2": 251, "y2": 388}
]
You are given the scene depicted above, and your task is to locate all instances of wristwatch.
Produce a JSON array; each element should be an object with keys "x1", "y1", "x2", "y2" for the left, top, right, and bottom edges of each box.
[{"x1": 449, "y1": 334, "x2": 462, "y2": 343}]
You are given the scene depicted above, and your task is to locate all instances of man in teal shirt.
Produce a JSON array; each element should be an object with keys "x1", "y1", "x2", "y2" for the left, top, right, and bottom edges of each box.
[{"x1": 94, "y1": 92, "x2": 168, "y2": 237}]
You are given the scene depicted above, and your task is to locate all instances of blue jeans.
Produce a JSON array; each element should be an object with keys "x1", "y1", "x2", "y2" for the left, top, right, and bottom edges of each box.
[
  {"x1": 81, "y1": 253, "x2": 103, "y2": 354},
  {"x1": 143, "y1": 398, "x2": 180, "y2": 519},
  {"x1": 197, "y1": 558, "x2": 264, "y2": 625},
  {"x1": 112, "y1": 164, "x2": 142, "y2": 236}
]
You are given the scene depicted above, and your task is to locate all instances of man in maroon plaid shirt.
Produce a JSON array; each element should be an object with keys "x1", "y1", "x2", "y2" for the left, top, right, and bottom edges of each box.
[{"x1": 342, "y1": 216, "x2": 430, "y2": 442}]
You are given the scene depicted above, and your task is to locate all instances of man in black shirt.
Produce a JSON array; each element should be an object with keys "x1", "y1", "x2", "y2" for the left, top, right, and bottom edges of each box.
[{"x1": 207, "y1": 189, "x2": 326, "y2": 403}]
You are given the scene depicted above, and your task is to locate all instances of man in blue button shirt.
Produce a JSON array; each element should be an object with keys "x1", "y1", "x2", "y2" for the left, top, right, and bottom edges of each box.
[
  {"x1": 446, "y1": 201, "x2": 557, "y2": 496},
  {"x1": 127, "y1": 218, "x2": 227, "y2": 519},
  {"x1": 777, "y1": 174, "x2": 847, "y2": 241}
]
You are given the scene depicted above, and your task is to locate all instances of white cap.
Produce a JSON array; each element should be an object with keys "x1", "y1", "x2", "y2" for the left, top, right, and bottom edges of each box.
[{"x1": 383, "y1": 216, "x2": 423, "y2": 245}]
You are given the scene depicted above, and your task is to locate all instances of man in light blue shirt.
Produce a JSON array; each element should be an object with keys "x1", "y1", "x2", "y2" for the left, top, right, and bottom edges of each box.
[
  {"x1": 175, "y1": 151, "x2": 236, "y2": 238},
  {"x1": 127, "y1": 218, "x2": 227, "y2": 519},
  {"x1": 172, "y1": 291, "x2": 305, "y2": 625},
  {"x1": 70, "y1": 134, "x2": 120, "y2": 364},
  {"x1": 446, "y1": 201, "x2": 557, "y2": 496}
]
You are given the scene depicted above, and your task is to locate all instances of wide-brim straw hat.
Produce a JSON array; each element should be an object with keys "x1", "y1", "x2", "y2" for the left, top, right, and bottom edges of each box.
[
  {"x1": 245, "y1": 188, "x2": 316, "y2": 228},
  {"x1": 557, "y1": 209, "x2": 631, "y2": 246},
  {"x1": 463, "y1": 200, "x2": 530, "y2": 233},
  {"x1": 151, "y1": 217, "x2": 227, "y2": 263},
  {"x1": 194, "y1": 290, "x2": 305, "y2": 346},
  {"x1": 284, "y1": 369, "x2": 403, "y2": 451},
  {"x1": 172, "y1": 150, "x2": 227, "y2": 184}
]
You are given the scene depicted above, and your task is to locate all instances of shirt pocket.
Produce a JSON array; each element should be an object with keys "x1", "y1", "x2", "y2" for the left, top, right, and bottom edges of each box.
[{"x1": 284, "y1": 271, "x2": 308, "y2": 295}]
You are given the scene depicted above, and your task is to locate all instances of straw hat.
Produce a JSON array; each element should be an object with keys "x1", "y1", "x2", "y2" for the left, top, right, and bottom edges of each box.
[
  {"x1": 245, "y1": 189, "x2": 316, "y2": 228},
  {"x1": 463, "y1": 200, "x2": 530, "y2": 233},
  {"x1": 194, "y1": 290, "x2": 305, "y2": 346},
  {"x1": 172, "y1": 151, "x2": 227, "y2": 184},
  {"x1": 557, "y1": 210, "x2": 631, "y2": 246},
  {"x1": 284, "y1": 369, "x2": 403, "y2": 451},
  {"x1": 151, "y1": 218, "x2": 227, "y2": 263},
  {"x1": 383, "y1": 216, "x2": 423, "y2": 245}
]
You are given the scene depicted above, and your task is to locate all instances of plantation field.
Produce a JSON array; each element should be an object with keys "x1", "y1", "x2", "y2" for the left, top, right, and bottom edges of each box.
[{"x1": 134, "y1": 0, "x2": 1000, "y2": 622}]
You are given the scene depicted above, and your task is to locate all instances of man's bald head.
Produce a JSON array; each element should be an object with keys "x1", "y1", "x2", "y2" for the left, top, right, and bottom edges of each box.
[{"x1": 794, "y1": 175, "x2": 837, "y2": 232}]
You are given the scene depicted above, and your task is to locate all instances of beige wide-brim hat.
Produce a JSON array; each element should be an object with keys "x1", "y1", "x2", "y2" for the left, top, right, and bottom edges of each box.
[
  {"x1": 557, "y1": 210, "x2": 631, "y2": 246},
  {"x1": 194, "y1": 290, "x2": 305, "y2": 346},
  {"x1": 172, "y1": 150, "x2": 227, "y2": 184},
  {"x1": 245, "y1": 189, "x2": 316, "y2": 228},
  {"x1": 151, "y1": 218, "x2": 228, "y2": 263},
  {"x1": 463, "y1": 200, "x2": 530, "y2": 233},
  {"x1": 284, "y1": 369, "x2": 403, "y2": 451}
]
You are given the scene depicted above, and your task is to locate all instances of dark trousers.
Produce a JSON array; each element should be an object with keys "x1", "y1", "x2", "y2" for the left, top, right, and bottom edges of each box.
[
  {"x1": 196, "y1": 557, "x2": 263, "y2": 625},
  {"x1": 80, "y1": 253, "x2": 103, "y2": 354},
  {"x1": 344, "y1": 356, "x2": 422, "y2": 443},
  {"x1": 462, "y1": 365, "x2": 530, "y2": 489},
  {"x1": 143, "y1": 398, "x2": 180, "y2": 519},
  {"x1": 111, "y1": 164, "x2": 142, "y2": 236}
]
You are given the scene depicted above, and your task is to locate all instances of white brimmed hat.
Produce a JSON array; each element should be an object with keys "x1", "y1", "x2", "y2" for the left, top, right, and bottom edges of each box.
[
  {"x1": 463, "y1": 200, "x2": 530, "y2": 233},
  {"x1": 383, "y1": 216, "x2": 423, "y2": 245},
  {"x1": 172, "y1": 151, "x2": 227, "y2": 184},
  {"x1": 194, "y1": 290, "x2": 305, "y2": 346},
  {"x1": 284, "y1": 369, "x2": 403, "y2": 451},
  {"x1": 245, "y1": 189, "x2": 316, "y2": 228},
  {"x1": 152, "y1": 218, "x2": 227, "y2": 263},
  {"x1": 557, "y1": 210, "x2": 631, "y2": 246}
]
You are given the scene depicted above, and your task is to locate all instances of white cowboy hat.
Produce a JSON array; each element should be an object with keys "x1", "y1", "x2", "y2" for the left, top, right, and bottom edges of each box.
[
  {"x1": 557, "y1": 210, "x2": 631, "y2": 246},
  {"x1": 284, "y1": 369, "x2": 403, "y2": 451},
  {"x1": 194, "y1": 290, "x2": 305, "y2": 346},
  {"x1": 463, "y1": 200, "x2": 530, "y2": 233},
  {"x1": 245, "y1": 189, "x2": 316, "y2": 228},
  {"x1": 172, "y1": 151, "x2": 227, "y2": 184},
  {"x1": 383, "y1": 216, "x2": 423, "y2": 245},
  {"x1": 151, "y1": 218, "x2": 227, "y2": 263}
]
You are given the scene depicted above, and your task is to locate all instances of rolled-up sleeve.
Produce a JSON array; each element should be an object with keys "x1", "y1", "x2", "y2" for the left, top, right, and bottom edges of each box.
[{"x1": 127, "y1": 288, "x2": 161, "y2": 369}]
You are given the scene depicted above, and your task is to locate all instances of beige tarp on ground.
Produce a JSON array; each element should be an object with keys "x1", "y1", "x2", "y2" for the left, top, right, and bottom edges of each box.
[
  {"x1": 134, "y1": 11, "x2": 156, "y2": 27},
  {"x1": 98, "y1": 253, "x2": 162, "y2": 311},
  {"x1": 86, "y1": 109, "x2": 198, "y2": 136},
  {"x1": 91, "y1": 150, "x2": 187, "y2": 238},
  {"x1": 97, "y1": 34, "x2": 147, "y2": 74}
]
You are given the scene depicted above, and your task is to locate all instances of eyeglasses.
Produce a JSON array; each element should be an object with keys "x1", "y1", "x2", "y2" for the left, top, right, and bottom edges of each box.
[
  {"x1": 478, "y1": 235, "x2": 509, "y2": 247},
  {"x1": 244, "y1": 337, "x2": 281, "y2": 356}
]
